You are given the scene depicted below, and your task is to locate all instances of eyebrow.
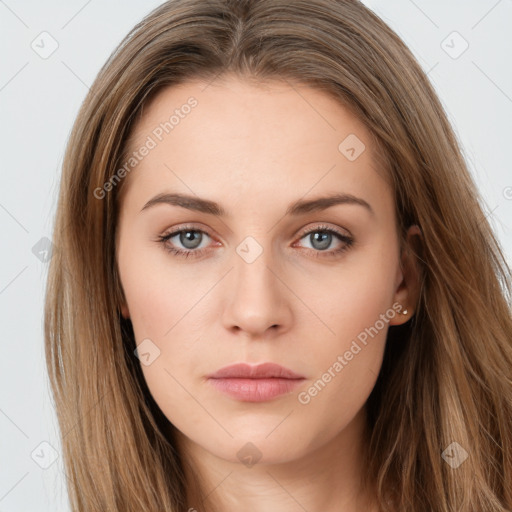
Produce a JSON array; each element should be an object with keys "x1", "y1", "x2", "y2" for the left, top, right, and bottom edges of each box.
[{"x1": 140, "y1": 192, "x2": 374, "y2": 217}]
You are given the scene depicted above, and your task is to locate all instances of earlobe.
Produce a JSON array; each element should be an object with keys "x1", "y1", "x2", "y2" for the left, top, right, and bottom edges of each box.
[
  {"x1": 114, "y1": 270, "x2": 130, "y2": 319},
  {"x1": 120, "y1": 301, "x2": 130, "y2": 319},
  {"x1": 389, "y1": 224, "x2": 423, "y2": 326}
]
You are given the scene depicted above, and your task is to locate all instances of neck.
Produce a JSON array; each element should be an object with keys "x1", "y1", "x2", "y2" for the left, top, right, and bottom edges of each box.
[{"x1": 174, "y1": 406, "x2": 380, "y2": 512}]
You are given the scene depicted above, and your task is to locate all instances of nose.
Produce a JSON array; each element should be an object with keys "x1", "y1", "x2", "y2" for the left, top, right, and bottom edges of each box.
[{"x1": 221, "y1": 246, "x2": 293, "y2": 338}]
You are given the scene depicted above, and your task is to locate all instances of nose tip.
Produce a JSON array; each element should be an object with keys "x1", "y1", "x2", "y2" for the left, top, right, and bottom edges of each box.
[{"x1": 221, "y1": 247, "x2": 292, "y2": 337}]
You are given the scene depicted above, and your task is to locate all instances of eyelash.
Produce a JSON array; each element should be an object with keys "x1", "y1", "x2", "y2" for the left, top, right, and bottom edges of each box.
[{"x1": 157, "y1": 224, "x2": 354, "y2": 260}]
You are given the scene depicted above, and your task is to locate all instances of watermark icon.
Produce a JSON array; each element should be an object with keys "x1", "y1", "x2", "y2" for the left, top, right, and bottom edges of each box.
[
  {"x1": 31, "y1": 236, "x2": 56, "y2": 263},
  {"x1": 441, "y1": 31, "x2": 469, "y2": 60},
  {"x1": 503, "y1": 186, "x2": 512, "y2": 201},
  {"x1": 237, "y1": 442, "x2": 262, "y2": 468},
  {"x1": 93, "y1": 97, "x2": 198, "y2": 199},
  {"x1": 236, "y1": 236, "x2": 264, "y2": 264},
  {"x1": 31, "y1": 31, "x2": 59, "y2": 59},
  {"x1": 297, "y1": 302, "x2": 403, "y2": 405},
  {"x1": 30, "y1": 441, "x2": 59, "y2": 469},
  {"x1": 134, "y1": 338, "x2": 161, "y2": 366},
  {"x1": 338, "y1": 133, "x2": 365, "y2": 161},
  {"x1": 441, "y1": 441, "x2": 469, "y2": 468}
]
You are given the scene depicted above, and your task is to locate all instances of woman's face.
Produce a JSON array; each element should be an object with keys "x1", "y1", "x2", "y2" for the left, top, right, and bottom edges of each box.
[{"x1": 116, "y1": 75, "x2": 415, "y2": 466}]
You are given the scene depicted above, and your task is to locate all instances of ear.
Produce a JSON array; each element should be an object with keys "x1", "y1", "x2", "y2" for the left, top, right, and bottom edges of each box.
[
  {"x1": 120, "y1": 301, "x2": 130, "y2": 319},
  {"x1": 116, "y1": 281, "x2": 130, "y2": 319},
  {"x1": 388, "y1": 224, "x2": 422, "y2": 326},
  {"x1": 114, "y1": 265, "x2": 130, "y2": 319}
]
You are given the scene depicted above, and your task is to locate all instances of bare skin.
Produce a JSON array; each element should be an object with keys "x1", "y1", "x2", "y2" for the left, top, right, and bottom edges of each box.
[{"x1": 116, "y1": 74, "x2": 421, "y2": 512}]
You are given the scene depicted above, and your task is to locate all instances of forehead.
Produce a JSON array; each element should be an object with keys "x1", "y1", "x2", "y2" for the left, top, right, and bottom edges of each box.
[{"x1": 119, "y1": 76, "x2": 392, "y2": 215}]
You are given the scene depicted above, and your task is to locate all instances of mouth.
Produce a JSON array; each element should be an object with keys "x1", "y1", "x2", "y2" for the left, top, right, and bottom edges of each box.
[{"x1": 207, "y1": 362, "x2": 305, "y2": 402}]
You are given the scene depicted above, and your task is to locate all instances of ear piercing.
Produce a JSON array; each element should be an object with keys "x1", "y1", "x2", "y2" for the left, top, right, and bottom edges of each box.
[{"x1": 400, "y1": 306, "x2": 408, "y2": 315}]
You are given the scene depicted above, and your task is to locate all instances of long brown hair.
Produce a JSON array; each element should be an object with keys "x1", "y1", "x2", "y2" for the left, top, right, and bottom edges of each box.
[{"x1": 44, "y1": 0, "x2": 512, "y2": 510}]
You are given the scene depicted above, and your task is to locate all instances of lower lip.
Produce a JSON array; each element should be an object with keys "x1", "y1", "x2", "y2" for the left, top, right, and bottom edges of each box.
[{"x1": 208, "y1": 378, "x2": 305, "y2": 402}]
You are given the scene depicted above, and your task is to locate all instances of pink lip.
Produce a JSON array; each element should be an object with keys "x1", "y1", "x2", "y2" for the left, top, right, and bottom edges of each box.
[
  {"x1": 207, "y1": 363, "x2": 305, "y2": 402},
  {"x1": 208, "y1": 362, "x2": 304, "y2": 379}
]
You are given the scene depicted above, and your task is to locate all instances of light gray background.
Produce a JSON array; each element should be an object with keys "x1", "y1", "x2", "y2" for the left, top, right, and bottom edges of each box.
[{"x1": 1, "y1": 1, "x2": 511, "y2": 510}]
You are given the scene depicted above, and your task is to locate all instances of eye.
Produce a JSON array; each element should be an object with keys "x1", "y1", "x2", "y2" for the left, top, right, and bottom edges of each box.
[
  {"x1": 294, "y1": 224, "x2": 354, "y2": 258},
  {"x1": 157, "y1": 226, "x2": 214, "y2": 259},
  {"x1": 157, "y1": 223, "x2": 354, "y2": 259}
]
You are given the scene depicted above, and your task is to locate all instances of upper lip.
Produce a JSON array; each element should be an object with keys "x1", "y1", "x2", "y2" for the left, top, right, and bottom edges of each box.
[{"x1": 208, "y1": 363, "x2": 305, "y2": 379}]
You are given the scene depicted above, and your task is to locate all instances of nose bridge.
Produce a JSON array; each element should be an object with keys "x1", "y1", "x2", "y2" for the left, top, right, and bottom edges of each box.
[{"x1": 222, "y1": 235, "x2": 291, "y2": 335}]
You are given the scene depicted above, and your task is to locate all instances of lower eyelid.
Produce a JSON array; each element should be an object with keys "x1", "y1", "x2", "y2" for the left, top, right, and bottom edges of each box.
[{"x1": 159, "y1": 226, "x2": 352, "y2": 255}]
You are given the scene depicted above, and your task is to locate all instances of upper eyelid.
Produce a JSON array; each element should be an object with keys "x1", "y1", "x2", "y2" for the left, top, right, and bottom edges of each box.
[
  {"x1": 299, "y1": 224, "x2": 350, "y2": 237},
  {"x1": 162, "y1": 223, "x2": 351, "y2": 246}
]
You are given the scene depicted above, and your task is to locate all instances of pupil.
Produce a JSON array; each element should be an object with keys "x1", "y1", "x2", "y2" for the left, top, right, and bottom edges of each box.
[
  {"x1": 181, "y1": 231, "x2": 201, "y2": 249},
  {"x1": 312, "y1": 232, "x2": 331, "y2": 250}
]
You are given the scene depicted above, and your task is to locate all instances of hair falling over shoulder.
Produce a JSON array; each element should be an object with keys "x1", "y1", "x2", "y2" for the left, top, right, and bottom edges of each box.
[{"x1": 44, "y1": 1, "x2": 512, "y2": 510}]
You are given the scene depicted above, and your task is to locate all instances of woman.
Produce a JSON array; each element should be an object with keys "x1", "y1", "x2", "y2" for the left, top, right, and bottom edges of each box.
[{"x1": 44, "y1": 0, "x2": 512, "y2": 510}]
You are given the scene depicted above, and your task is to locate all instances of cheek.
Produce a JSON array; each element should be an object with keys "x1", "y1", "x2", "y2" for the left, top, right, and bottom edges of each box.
[
  {"x1": 298, "y1": 289, "x2": 390, "y2": 409},
  {"x1": 301, "y1": 239, "x2": 399, "y2": 344},
  {"x1": 291, "y1": 240, "x2": 398, "y2": 406},
  {"x1": 292, "y1": 278, "x2": 394, "y2": 444},
  {"x1": 118, "y1": 241, "x2": 199, "y2": 338},
  {"x1": 123, "y1": 269, "x2": 209, "y2": 433},
  {"x1": 117, "y1": 247, "x2": 212, "y2": 406}
]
